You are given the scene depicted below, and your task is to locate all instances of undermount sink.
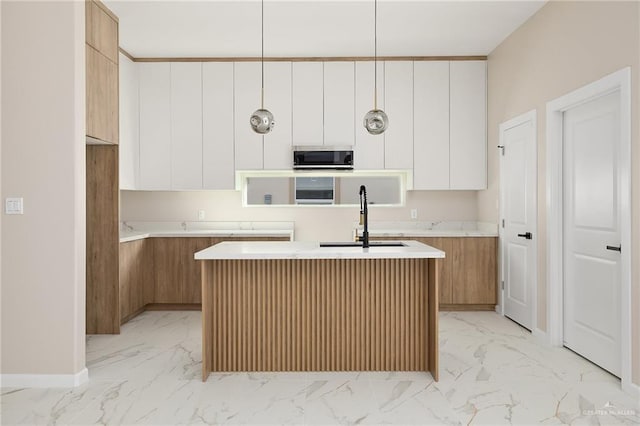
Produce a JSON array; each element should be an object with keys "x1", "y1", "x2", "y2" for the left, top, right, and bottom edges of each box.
[{"x1": 319, "y1": 241, "x2": 406, "y2": 248}]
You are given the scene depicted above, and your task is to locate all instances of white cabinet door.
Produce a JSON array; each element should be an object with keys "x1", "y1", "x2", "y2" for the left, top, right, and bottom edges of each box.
[
  {"x1": 324, "y1": 62, "x2": 355, "y2": 146},
  {"x1": 234, "y1": 62, "x2": 263, "y2": 170},
  {"x1": 450, "y1": 61, "x2": 487, "y2": 189},
  {"x1": 292, "y1": 62, "x2": 323, "y2": 146},
  {"x1": 354, "y1": 61, "x2": 385, "y2": 169},
  {"x1": 170, "y1": 63, "x2": 202, "y2": 190},
  {"x1": 264, "y1": 62, "x2": 292, "y2": 169},
  {"x1": 119, "y1": 53, "x2": 139, "y2": 190},
  {"x1": 203, "y1": 62, "x2": 235, "y2": 189},
  {"x1": 384, "y1": 61, "x2": 413, "y2": 170},
  {"x1": 413, "y1": 61, "x2": 450, "y2": 190},
  {"x1": 139, "y1": 62, "x2": 171, "y2": 190}
]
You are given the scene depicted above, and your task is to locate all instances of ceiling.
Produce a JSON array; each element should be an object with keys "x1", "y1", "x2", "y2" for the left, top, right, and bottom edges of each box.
[{"x1": 106, "y1": 0, "x2": 547, "y2": 58}]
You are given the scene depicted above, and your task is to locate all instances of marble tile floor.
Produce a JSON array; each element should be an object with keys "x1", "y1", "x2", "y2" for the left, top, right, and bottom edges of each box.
[{"x1": 2, "y1": 311, "x2": 639, "y2": 425}]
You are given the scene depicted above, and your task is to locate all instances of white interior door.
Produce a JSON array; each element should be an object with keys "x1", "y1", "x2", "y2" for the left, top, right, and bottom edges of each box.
[
  {"x1": 500, "y1": 111, "x2": 536, "y2": 330},
  {"x1": 563, "y1": 91, "x2": 621, "y2": 377}
]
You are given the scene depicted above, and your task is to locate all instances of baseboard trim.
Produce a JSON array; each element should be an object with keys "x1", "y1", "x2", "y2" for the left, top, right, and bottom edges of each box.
[
  {"x1": 622, "y1": 380, "x2": 640, "y2": 398},
  {"x1": 1, "y1": 368, "x2": 88, "y2": 388},
  {"x1": 532, "y1": 327, "x2": 547, "y2": 342},
  {"x1": 440, "y1": 304, "x2": 495, "y2": 311},
  {"x1": 144, "y1": 303, "x2": 201, "y2": 311}
]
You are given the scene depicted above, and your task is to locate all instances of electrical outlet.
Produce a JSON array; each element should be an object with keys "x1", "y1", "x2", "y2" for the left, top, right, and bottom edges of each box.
[
  {"x1": 410, "y1": 209, "x2": 418, "y2": 220},
  {"x1": 198, "y1": 210, "x2": 205, "y2": 220}
]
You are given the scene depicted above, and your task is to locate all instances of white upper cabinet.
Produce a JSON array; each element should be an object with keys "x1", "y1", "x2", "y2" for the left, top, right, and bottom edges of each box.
[
  {"x1": 139, "y1": 62, "x2": 171, "y2": 190},
  {"x1": 234, "y1": 62, "x2": 264, "y2": 170},
  {"x1": 170, "y1": 63, "x2": 203, "y2": 190},
  {"x1": 323, "y1": 62, "x2": 355, "y2": 146},
  {"x1": 413, "y1": 61, "x2": 450, "y2": 190},
  {"x1": 203, "y1": 62, "x2": 235, "y2": 189},
  {"x1": 119, "y1": 53, "x2": 139, "y2": 190},
  {"x1": 384, "y1": 61, "x2": 414, "y2": 170},
  {"x1": 292, "y1": 62, "x2": 324, "y2": 146},
  {"x1": 263, "y1": 62, "x2": 293, "y2": 169},
  {"x1": 450, "y1": 61, "x2": 487, "y2": 189},
  {"x1": 354, "y1": 61, "x2": 385, "y2": 170}
]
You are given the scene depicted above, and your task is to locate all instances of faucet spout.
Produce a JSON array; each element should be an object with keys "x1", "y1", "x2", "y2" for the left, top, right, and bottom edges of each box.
[{"x1": 359, "y1": 185, "x2": 369, "y2": 248}]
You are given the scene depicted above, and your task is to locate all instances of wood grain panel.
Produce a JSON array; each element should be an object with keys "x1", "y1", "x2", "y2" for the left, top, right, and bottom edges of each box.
[
  {"x1": 451, "y1": 238, "x2": 498, "y2": 304},
  {"x1": 202, "y1": 258, "x2": 436, "y2": 378},
  {"x1": 119, "y1": 239, "x2": 154, "y2": 324},
  {"x1": 418, "y1": 238, "x2": 453, "y2": 304},
  {"x1": 86, "y1": 145, "x2": 119, "y2": 334},
  {"x1": 152, "y1": 236, "x2": 289, "y2": 305},
  {"x1": 86, "y1": 0, "x2": 119, "y2": 63},
  {"x1": 86, "y1": 45, "x2": 118, "y2": 144}
]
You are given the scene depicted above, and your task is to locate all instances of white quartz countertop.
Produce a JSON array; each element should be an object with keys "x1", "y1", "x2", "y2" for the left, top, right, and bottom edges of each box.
[
  {"x1": 194, "y1": 240, "x2": 445, "y2": 260},
  {"x1": 357, "y1": 221, "x2": 499, "y2": 238},
  {"x1": 119, "y1": 221, "x2": 295, "y2": 243}
]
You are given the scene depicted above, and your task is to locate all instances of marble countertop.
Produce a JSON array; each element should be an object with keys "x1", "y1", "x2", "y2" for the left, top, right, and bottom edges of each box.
[
  {"x1": 194, "y1": 240, "x2": 445, "y2": 260},
  {"x1": 356, "y1": 221, "x2": 499, "y2": 238},
  {"x1": 120, "y1": 221, "x2": 295, "y2": 243}
]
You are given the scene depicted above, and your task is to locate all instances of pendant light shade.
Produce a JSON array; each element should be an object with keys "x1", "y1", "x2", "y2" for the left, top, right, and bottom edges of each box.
[
  {"x1": 250, "y1": 0, "x2": 275, "y2": 134},
  {"x1": 363, "y1": 109, "x2": 388, "y2": 135},
  {"x1": 364, "y1": 0, "x2": 388, "y2": 135}
]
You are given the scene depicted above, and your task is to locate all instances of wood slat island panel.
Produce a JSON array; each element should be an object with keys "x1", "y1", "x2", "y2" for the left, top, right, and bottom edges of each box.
[{"x1": 201, "y1": 257, "x2": 439, "y2": 379}]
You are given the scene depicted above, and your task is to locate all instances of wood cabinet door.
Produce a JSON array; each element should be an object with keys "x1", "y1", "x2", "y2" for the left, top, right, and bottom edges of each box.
[
  {"x1": 85, "y1": 0, "x2": 118, "y2": 63},
  {"x1": 419, "y1": 237, "x2": 453, "y2": 305},
  {"x1": 451, "y1": 237, "x2": 497, "y2": 304},
  {"x1": 86, "y1": 45, "x2": 118, "y2": 144},
  {"x1": 119, "y1": 239, "x2": 148, "y2": 322},
  {"x1": 153, "y1": 237, "x2": 214, "y2": 304}
]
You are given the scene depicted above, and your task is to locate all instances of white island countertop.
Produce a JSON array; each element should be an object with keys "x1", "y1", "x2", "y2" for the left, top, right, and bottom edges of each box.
[{"x1": 195, "y1": 240, "x2": 444, "y2": 260}]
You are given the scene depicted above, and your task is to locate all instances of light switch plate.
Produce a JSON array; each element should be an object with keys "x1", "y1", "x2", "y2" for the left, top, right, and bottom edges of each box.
[{"x1": 5, "y1": 197, "x2": 24, "y2": 215}]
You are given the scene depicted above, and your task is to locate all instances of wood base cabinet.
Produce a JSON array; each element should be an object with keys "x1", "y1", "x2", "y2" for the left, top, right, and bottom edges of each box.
[
  {"x1": 374, "y1": 236, "x2": 497, "y2": 310},
  {"x1": 118, "y1": 236, "x2": 290, "y2": 326}
]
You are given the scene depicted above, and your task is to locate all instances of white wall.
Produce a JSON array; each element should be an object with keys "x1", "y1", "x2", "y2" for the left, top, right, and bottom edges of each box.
[
  {"x1": 1, "y1": 1, "x2": 86, "y2": 380},
  {"x1": 121, "y1": 190, "x2": 478, "y2": 241},
  {"x1": 482, "y1": 0, "x2": 640, "y2": 385}
]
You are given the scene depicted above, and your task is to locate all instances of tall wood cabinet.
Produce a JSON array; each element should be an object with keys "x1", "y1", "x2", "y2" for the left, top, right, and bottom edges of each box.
[{"x1": 86, "y1": 0, "x2": 120, "y2": 334}]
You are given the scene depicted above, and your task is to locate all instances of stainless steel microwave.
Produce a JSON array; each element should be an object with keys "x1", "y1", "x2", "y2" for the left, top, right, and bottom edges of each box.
[{"x1": 293, "y1": 149, "x2": 353, "y2": 170}]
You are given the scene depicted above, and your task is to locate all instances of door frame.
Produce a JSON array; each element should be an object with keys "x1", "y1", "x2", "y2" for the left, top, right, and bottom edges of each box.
[
  {"x1": 498, "y1": 109, "x2": 538, "y2": 334},
  {"x1": 546, "y1": 67, "x2": 632, "y2": 391}
]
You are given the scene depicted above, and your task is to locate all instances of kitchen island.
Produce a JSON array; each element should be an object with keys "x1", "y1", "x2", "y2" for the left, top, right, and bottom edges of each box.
[{"x1": 195, "y1": 241, "x2": 444, "y2": 381}]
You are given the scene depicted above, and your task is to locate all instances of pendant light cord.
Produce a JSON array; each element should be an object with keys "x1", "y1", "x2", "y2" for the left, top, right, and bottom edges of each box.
[
  {"x1": 261, "y1": 0, "x2": 265, "y2": 109},
  {"x1": 374, "y1": 0, "x2": 378, "y2": 110}
]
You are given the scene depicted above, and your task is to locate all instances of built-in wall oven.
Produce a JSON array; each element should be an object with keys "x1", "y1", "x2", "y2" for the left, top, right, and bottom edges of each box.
[{"x1": 294, "y1": 177, "x2": 335, "y2": 205}]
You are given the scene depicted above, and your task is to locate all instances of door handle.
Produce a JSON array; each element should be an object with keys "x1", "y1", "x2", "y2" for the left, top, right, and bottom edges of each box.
[
  {"x1": 606, "y1": 245, "x2": 622, "y2": 252},
  {"x1": 517, "y1": 232, "x2": 533, "y2": 240}
]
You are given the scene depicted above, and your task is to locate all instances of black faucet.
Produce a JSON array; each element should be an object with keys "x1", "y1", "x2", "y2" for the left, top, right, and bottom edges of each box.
[{"x1": 358, "y1": 185, "x2": 369, "y2": 248}]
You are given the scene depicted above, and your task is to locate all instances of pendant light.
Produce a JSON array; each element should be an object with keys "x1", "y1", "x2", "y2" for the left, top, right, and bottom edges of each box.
[
  {"x1": 363, "y1": 0, "x2": 388, "y2": 135},
  {"x1": 250, "y1": 0, "x2": 275, "y2": 134}
]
